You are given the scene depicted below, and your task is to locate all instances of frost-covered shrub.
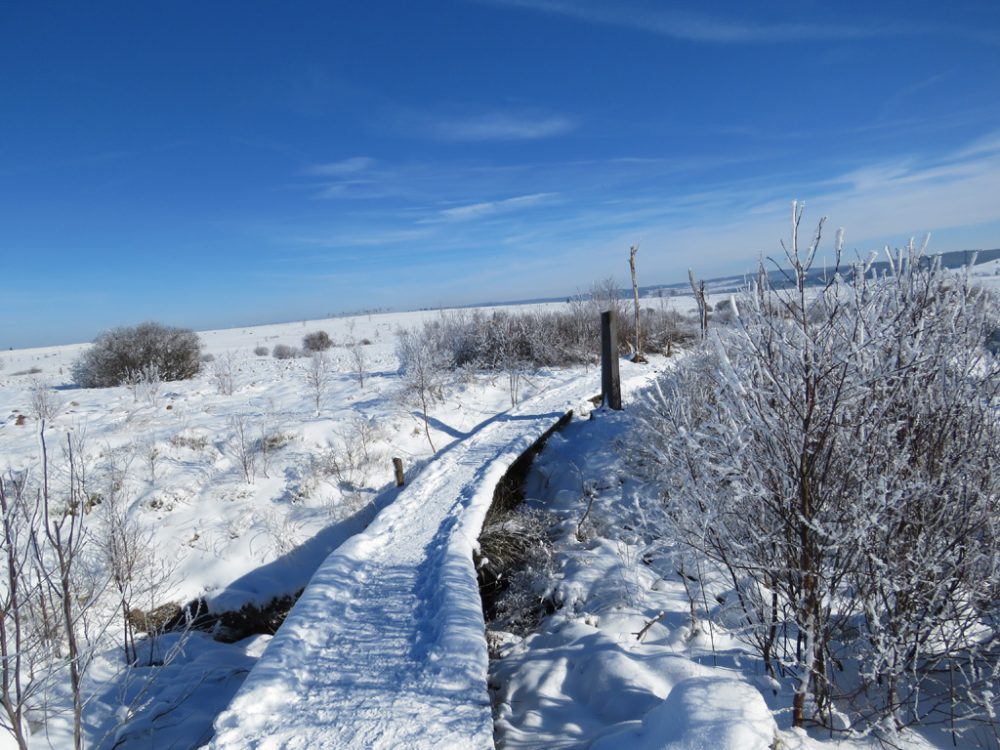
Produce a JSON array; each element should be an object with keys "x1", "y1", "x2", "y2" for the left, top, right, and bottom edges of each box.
[
  {"x1": 313, "y1": 417, "x2": 385, "y2": 492},
  {"x1": 253, "y1": 345, "x2": 269, "y2": 357},
  {"x1": 636, "y1": 211, "x2": 1000, "y2": 735},
  {"x1": 271, "y1": 344, "x2": 300, "y2": 360},
  {"x1": 211, "y1": 351, "x2": 238, "y2": 396},
  {"x1": 72, "y1": 322, "x2": 202, "y2": 388},
  {"x1": 303, "y1": 352, "x2": 333, "y2": 412},
  {"x1": 396, "y1": 327, "x2": 450, "y2": 451},
  {"x1": 29, "y1": 378, "x2": 62, "y2": 421},
  {"x1": 302, "y1": 330, "x2": 333, "y2": 352},
  {"x1": 400, "y1": 302, "x2": 696, "y2": 379}
]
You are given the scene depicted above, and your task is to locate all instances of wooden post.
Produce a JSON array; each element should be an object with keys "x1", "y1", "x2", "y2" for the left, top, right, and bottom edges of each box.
[
  {"x1": 601, "y1": 310, "x2": 622, "y2": 410},
  {"x1": 392, "y1": 457, "x2": 405, "y2": 487}
]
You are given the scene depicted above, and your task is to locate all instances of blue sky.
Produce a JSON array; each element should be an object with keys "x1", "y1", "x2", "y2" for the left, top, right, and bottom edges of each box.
[{"x1": 2, "y1": 0, "x2": 999, "y2": 348}]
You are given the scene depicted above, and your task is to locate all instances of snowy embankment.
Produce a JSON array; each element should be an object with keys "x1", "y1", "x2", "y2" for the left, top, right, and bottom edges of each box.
[
  {"x1": 488, "y1": 406, "x2": 781, "y2": 750},
  {"x1": 208, "y1": 375, "x2": 609, "y2": 749}
]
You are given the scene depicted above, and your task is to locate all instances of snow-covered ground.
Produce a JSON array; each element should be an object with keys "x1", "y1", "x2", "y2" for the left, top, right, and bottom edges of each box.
[
  {"x1": 485, "y1": 260, "x2": 1000, "y2": 750},
  {"x1": 0, "y1": 306, "x2": 590, "y2": 614},
  {"x1": 1, "y1": 265, "x2": 995, "y2": 748},
  {"x1": 209, "y1": 372, "x2": 611, "y2": 750},
  {"x1": 0, "y1": 304, "x2": 613, "y2": 748},
  {"x1": 488, "y1": 407, "x2": 964, "y2": 750}
]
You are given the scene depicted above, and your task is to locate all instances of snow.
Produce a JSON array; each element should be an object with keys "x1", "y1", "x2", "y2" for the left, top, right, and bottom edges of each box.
[
  {"x1": 591, "y1": 677, "x2": 777, "y2": 750},
  {"x1": 207, "y1": 375, "x2": 604, "y2": 749},
  {"x1": 0, "y1": 308, "x2": 567, "y2": 612},
  {"x1": 488, "y1": 394, "x2": 968, "y2": 750},
  {"x1": 0, "y1": 305, "x2": 608, "y2": 748},
  {"x1": 1, "y1": 279, "x2": 993, "y2": 748}
]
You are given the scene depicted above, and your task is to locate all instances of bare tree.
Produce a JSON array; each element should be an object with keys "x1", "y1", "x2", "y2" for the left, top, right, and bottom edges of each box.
[
  {"x1": 396, "y1": 327, "x2": 447, "y2": 452},
  {"x1": 99, "y1": 481, "x2": 145, "y2": 666},
  {"x1": 211, "y1": 351, "x2": 238, "y2": 396},
  {"x1": 38, "y1": 426, "x2": 105, "y2": 750},
  {"x1": 346, "y1": 323, "x2": 368, "y2": 389},
  {"x1": 628, "y1": 244, "x2": 646, "y2": 362},
  {"x1": 228, "y1": 414, "x2": 257, "y2": 485},
  {"x1": 1, "y1": 425, "x2": 186, "y2": 749},
  {"x1": 687, "y1": 269, "x2": 708, "y2": 339},
  {"x1": 0, "y1": 472, "x2": 40, "y2": 750},
  {"x1": 29, "y1": 378, "x2": 62, "y2": 422},
  {"x1": 303, "y1": 352, "x2": 334, "y2": 414}
]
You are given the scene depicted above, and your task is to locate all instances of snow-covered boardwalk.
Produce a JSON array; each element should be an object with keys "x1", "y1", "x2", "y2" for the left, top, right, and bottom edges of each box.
[{"x1": 208, "y1": 377, "x2": 595, "y2": 749}]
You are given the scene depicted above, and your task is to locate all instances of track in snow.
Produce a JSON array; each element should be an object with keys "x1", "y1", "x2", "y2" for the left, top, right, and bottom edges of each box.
[{"x1": 208, "y1": 376, "x2": 599, "y2": 750}]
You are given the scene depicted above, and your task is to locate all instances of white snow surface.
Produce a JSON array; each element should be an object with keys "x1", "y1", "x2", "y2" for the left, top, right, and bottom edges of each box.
[
  {"x1": 0, "y1": 304, "x2": 618, "y2": 748},
  {"x1": 207, "y1": 376, "x2": 615, "y2": 749},
  {"x1": 3, "y1": 276, "x2": 992, "y2": 749}
]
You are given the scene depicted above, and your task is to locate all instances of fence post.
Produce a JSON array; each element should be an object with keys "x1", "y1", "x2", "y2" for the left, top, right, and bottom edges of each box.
[
  {"x1": 392, "y1": 457, "x2": 405, "y2": 487},
  {"x1": 601, "y1": 310, "x2": 622, "y2": 410}
]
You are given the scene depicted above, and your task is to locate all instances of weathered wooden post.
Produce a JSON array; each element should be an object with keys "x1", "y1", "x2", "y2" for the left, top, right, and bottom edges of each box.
[
  {"x1": 392, "y1": 457, "x2": 405, "y2": 487},
  {"x1": 601, "y1": 310, "x2": 622, "y2": 410}
]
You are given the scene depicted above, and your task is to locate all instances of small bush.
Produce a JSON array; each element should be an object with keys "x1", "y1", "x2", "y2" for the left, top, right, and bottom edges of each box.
[
  {"x1": 170, "y1": 433, "x2": 209, "y2": 451},
  {"x1": 302, "y1": 330, "x2": 333, "y2": 352},
  {"x1": 272, "y1": 344, "x2": 300, "y2": 360},
  {"x1": 72, "y1": 322, "x2": 202, "y2": 388},
  {"x1": 253, "y1": 345, "x2": 269, "y2": 357},
  {"x1": 200, "y1": 353, "x2": 216, "y2": 363},
  {"x1": 29, "y1": 378, "x2": 62, "y2": 421}
]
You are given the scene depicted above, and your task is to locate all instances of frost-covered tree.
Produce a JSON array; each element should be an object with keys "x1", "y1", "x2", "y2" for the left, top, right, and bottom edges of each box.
[
  {"x1": 302, "y1": 330, "x2": 333, "y2": 352},
  {"x1": 72, "y1": 322, "x2": 201, "y2": 388},
  {"x1": 303, "y1": 352, "x2": 333, "y2": 414},
  {"x1": 637, "y1": 204, "x2": 1000, "y2": 735},
  {"x1": 28, "y1": 378, "x2": 62, "y2": 421},
  {"x1": 396, "y1": 326, "x2": 449, "y2": 452},
  {"x1": 211, "y1": 351, "x2": 238, "y2": 396}
]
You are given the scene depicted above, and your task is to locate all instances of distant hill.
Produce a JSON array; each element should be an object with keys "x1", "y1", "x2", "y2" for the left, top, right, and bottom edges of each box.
[
  {"x1": 461, "y1": 248, "x2": 1000, "y2": 310},
  {"x1": 642, "y1": 248, "x2": 1000, "y2": 297}
]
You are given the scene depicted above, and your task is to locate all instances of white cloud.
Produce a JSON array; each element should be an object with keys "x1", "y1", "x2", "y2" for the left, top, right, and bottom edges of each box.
[
  {"x1": 435, "y1": 192, "x2": 558, "y2": 222},
  {"x1": 290, "y1": 227, "x2": 435, "y2": 248},
  {"x1": 477, "y1": 0, "x2": 879, "y2": 43},
  {"x1": 427, "y1": 113, "x2": 574, "y2": 141},
  {"x1": 305, "y1": 156, "x2": 375, "y2": 176}
]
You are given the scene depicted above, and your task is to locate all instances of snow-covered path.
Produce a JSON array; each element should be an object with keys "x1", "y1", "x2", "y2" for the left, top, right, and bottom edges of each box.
[{"x1": 208, "y1": 374, "x2": 600, "y2": 750}]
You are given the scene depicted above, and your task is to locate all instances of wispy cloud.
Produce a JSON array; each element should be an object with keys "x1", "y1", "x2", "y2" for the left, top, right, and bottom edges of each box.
[
  {"x1": 424, "y1": 112, "x2": 575, "y2": 141},
  {"x1": 305, "y1": 156, "x2": 375, "y2": 176},
  {"x1": 434, "y1": 192, "x2": 558, "y2": 222},
  {"x1": 285, "y1": 132, "x2": 1000, "y2": 299},
  {"x1": 477, "y1": 0, "x2": 879, "y2": 43},
  {"x1": 288, "y1": 227, "x2": 435, "y2": 249}
]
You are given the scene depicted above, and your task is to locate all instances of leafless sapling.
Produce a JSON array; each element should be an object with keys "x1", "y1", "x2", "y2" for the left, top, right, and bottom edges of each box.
[{"x1": 628, "y1": 243, "x2": 646, "y2": 362}]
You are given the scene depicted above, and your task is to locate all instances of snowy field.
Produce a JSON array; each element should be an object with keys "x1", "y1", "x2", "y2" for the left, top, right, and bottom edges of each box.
[
  {"x1": 0, "y1": 302, "x2": 612, "y2": 748},
  {"x1": 1, "y1": 258, "x2": 997, "y2": 749}
]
